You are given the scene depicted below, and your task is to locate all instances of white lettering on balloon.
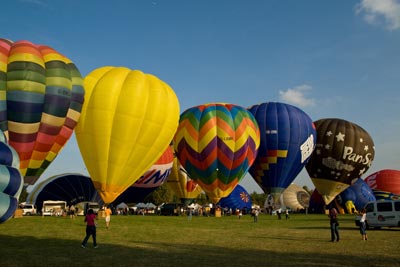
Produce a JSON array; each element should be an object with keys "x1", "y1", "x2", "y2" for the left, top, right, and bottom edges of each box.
[
  {"x1": 300, "y1": 134, "x2": 315, "y2": 163},
  {"x1": 342, "y1": 146, "x2": 373, "y2": 167}
]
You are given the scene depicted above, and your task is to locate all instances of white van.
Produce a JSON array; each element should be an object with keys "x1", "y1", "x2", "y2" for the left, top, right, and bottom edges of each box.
[
  {"x1": 355, "y1": 200, "x2": 400, "y2": 229},
  {"x1": 19, "y1": 203, "x2": 37, "y2": 216}
]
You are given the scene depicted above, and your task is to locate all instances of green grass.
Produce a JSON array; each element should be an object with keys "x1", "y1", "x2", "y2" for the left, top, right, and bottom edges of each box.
[{"x1": 1, "y1": 213, "x2": 399, "y2": 267}]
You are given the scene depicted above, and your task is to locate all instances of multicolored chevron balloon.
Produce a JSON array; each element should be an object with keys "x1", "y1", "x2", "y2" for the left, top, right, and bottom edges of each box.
[
  {"x1": 174, "y1": 103, "x2": 260, "y2": 203},
  {"x1": 0, "y1": 38, "x2": 85, "y2": 185}
]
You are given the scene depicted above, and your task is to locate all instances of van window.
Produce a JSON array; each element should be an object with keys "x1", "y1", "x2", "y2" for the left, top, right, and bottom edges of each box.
[
  {"x1": 377, "y1": 202, "x2": 393, "y2": 212},
  {"x1": 395, "y1": 202, "x2": 400, "y2": 212},
  {"x1": 365, "y1": 203, "x2": 374, "y2": 212}
]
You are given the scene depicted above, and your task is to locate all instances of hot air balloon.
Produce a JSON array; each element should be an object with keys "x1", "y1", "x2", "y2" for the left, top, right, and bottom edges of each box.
[
  {"x1": 217, "y1": 184, "x2": 252, "y2": 211},
  {"x1": 174, "y1": 103, "x2": 260, "y2": 203},
  {"x1": 0, "y1": 130, "x2": 23, "y2": 223},
  {"x1": 75, "y1": 66, "x2": 179, "y2": 204},
  {"x1": 364, "y1": 169, "x2": 400, "y2": 195},
  {"x1": 26, "y1": 173, "x2": 103, "y2": 213},
  {"x1": 166, "y1": 158, "x2": 203, "y2": 205},
  {"x1": 0, "y1": 38, "x2": 85, "y2": 185},
  {"x1": 305, "y1": 118, "x2": 375, "y2": 204},
  {"x1": 112, "y1": 145, "x2": 174, "y2": 204},
  {"x1": 248, "y1": 102, "x2": 316, "y2": 202},
  {"x1": 282, "y1": 183, "x2": 310, "y2": 211},
  {"x1": 338, "y1": 178, "x2": 376, "y2": 213}
]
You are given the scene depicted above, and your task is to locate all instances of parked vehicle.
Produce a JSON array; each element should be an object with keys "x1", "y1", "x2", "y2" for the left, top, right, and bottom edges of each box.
[
  {"x1": 355, "y1": 200, "x2": 400, "y2": 229},
  {"x1": 19, "y1": 202, "x2": 37, "y2": 216}
]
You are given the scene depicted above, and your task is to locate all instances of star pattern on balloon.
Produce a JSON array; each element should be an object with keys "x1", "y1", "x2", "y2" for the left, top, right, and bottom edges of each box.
[{"x1": 335, "y1": 132, "x2": 345, "y2": 142}]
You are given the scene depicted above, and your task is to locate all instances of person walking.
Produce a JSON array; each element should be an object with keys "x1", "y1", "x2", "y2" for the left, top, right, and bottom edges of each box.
[
  {"x1": 329, "y1": 207, "x2": 340, "y2": 242},
  {"x1": 359, "y1": 208, "x2": 368, "y2": 241},
  {"x1": 105, "y1": 206, "x2": 112, "y2": 230},
  {"x1": 81, "y1": 209, "x2": 98, "y2": 248}
]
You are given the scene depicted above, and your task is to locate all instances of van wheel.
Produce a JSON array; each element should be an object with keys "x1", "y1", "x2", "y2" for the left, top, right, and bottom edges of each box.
[{"x1": 26, "y1": 212, "x2": 31, "y2": 216}]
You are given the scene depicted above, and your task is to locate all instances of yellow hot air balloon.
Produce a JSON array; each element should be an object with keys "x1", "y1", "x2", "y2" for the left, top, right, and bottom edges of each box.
[
  {"x1": 166, "y1": 158, "x2": 203, "y2": 205},
  {"x1": 75, "y1": 67, "x2": 180, "y2": 203}
]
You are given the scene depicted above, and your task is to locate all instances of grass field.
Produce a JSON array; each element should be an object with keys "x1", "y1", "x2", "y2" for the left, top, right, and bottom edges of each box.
[{"x1": 0, "y1": 213, "x2": 399, "y2": 267}]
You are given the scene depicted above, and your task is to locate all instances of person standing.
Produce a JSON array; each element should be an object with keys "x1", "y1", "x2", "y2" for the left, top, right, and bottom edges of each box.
[
  {"x1": 253, "y1": 209, "x2": 259, "y2": 223},
  {"x1": 105, "y1": 206, "x2": 112, "y2": 230},
  {"x1": 359, "y1": 208, "x2": 368, "y2": 241},
  {"x1": 329, "y1": 207, "x2": 340, "y2": 242},
  {"x1": 81, "y1": 209, "x2": 98, "y2": 248}
]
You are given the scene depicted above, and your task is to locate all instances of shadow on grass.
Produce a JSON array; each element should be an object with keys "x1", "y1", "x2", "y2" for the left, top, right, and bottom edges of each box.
[{"x1": 0, "y1": 235, "x2": 398, "y2": 267}]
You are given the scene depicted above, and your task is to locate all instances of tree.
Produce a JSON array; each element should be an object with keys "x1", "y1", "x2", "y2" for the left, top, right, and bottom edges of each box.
[{"x1": 144, "y1": 183, "x2": 174, "y2": 205}]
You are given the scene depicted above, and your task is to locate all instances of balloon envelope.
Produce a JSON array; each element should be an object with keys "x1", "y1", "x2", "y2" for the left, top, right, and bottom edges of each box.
[
  {"x1": 174, "y1": 103, "x2": 260, "y2": 203},
  {"x1": 0, "y1": 38, "x2": 85, "y2": 185},
  {"x1": 339, "y1": 178, "x2": 376, "y2": 213},
  {"x1": 305, "y1": 118, "x2": 375, "y2": 204},
  {"x1": 112, "y1": 146, "x2": 174, "y2": 204},
  {"x1": 364, "y1": 169, "x2": 400, "y2": 195},
  {"x1": 282, "y1": 183, "x2": 310, "y2": 211},
  {"x1": 248, "y1": 102, "x2": 316, "y2": 202},
  {"x1": 218, "y1": 184, "x2": 252, "y2": 210},
  {"x1": 0, "y1": 130, "x2": 23, "y2": 223},
  {"x1": 26, "y1": 173, "x2": 102, "y2": 212},
  {"x1": 166, "y1": 158, "x2": 203, "y2": 205},
  {"x1": 76, "y1": 67, "x2": 180, "y2": 203}
]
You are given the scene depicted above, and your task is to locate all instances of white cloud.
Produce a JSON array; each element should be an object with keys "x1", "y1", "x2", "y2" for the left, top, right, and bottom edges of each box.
[
  {"x1": 279, "y1": 84, "x2": 315, "y2": 107},
  {"x1": 356, "y1": 0, "x2": 400, "y2": 30}
]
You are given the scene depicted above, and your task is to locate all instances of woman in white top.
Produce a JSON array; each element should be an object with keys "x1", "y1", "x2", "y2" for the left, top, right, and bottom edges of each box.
[{"x1": 359, "y1": 208, "x2": 368, "y2": 241}]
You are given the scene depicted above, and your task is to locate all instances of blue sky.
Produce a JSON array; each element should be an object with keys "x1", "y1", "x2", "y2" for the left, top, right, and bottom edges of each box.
[{"x1": 2, "y1": 0, "x2": 400, "y2": 193}]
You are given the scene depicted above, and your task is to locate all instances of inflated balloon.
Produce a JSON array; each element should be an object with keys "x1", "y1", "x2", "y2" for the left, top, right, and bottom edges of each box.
[
  {"x1": 26, "y1": 173, "x2": 102, "y2": 212},
  {"x1": 0, "y1": 130, "x2": 24, "y2": 223},
  {"x1": 112, "y1": 145, "x2": 174, "y2": 204},
  {"x1": 248, "y1": 102, "x2": 316, "y2": 202},
  {"x1": 0, "y1": 38, "x2": 85, "y2": 185},
  {"x1": 75, "y1": 67, "x2": 179, "y2": 203},
  {"x1": 218, "y1": 184, "x2": 252, "y2": 210},
  {"x1": 174, "y1": 103, "x2": 260, "y2": 203},
  {"x1": 339, "y1": 178, "x2": 375, "y2": 213},
  {"x1": 364, "y1": 169, "x2": 400, "y2": 195},
  {"x1": 282, "y1": 183, "x2": 310, "y2": 211},
  {"x1": 305, "y1": 118, "x2": 375, "y2": 204},
  {"x1": 166, "y1": 158, "x2": 203, "y2": 205}
]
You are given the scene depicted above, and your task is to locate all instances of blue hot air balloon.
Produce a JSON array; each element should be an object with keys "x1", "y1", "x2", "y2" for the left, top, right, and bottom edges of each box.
[
  {"x1": 218, "y1": 184, "x2": 252, "y2": 210},
  {"x1": 0, "y1": 130, "x2": 24, "y2": 223},
  {"x1": 248, "y1": 102, "x2": 316, "y2": 202},
  {"x1": 339, "y1": 178, "x2": 376, "y2": 213}
]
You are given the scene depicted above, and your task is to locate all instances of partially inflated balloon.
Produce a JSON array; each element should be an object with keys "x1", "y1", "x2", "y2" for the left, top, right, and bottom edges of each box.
[
  {"x1": 76, "y1": 67, "x2": 179, "y2": 203},
  {"x1": 0, "y1": 130, "x2": 23, "y2": 223},
  {"x1": 218, "y1": 184, "x2": 252, "y2": 210},
  {"x1": 305, "y1": 118, "x2": 375, "y2": 204},
  {"x1": 0, "y1": 38, "x2": 84, "y2": 185},
  {"x1": 166, "y1": 158, "x2": 203, "y2": 205},
  {"x1": 248, "y1": 102, "x2": 316, "y2": 202},
  {"x1": 364, "y1": 169, "x2": 400, "y2": 195},
  {"x1": 339, "y1": 178, "x2": 375, "y2": 213},
  {"x1": 112, "y1": 145, "x2": 174, "y2": 204},
  {"x1": 174, "y1": 103, "x2": 260, "y2": 203},
  {"x1": 282, "y1": 183, "x2": 310, "y2": 211}
]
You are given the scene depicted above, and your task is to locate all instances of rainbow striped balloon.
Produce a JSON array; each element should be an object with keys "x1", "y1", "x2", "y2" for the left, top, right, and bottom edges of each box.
[
  {"x1": 174, "y1": 103, "x2": 260, "y2": 203},
  {"x1": 0, "y1": 38, "x2": 84, "y2": 185}
]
